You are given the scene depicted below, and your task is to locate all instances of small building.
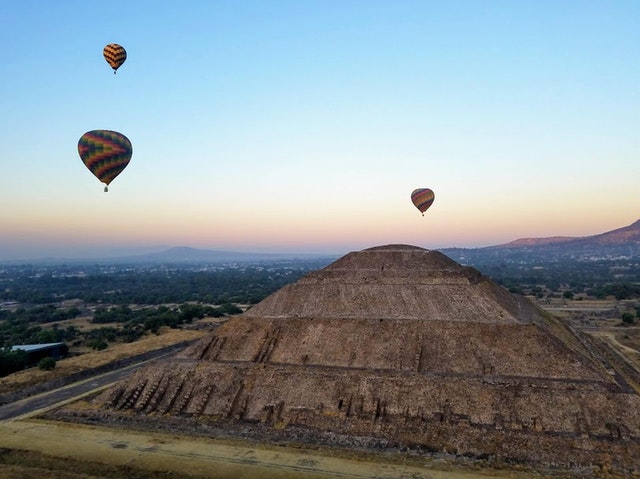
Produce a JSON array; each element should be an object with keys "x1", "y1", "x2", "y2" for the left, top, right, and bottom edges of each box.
[{"x1": 10, "y1": 342, "x2": 68, "y2": 365}]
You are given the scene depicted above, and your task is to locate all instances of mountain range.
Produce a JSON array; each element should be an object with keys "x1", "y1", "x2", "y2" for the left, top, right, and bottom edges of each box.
[
  {"x1": 4, "y1": 220, "x2": 638, "y2": 265},
  {"x1": 442, "y1": 219, "x2": 640, "y2": 264},
  {"x1": 499, "y1": 219, "x2": 640, "y2": 248},
  {"x1": 107, "y1": 219, "x2": 640, "y2": 265}
]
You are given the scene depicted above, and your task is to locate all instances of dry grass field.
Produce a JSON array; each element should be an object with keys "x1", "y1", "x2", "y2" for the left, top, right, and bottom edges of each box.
[
  {"x1": 0, "y1": 325, "x2": 208, "y2": 396},
  {"x1": 0, "y1": 419, "x2": 590, "y2": 479}
]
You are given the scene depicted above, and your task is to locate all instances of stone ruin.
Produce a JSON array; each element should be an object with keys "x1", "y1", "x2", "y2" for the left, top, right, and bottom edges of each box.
[{"x1": 94, "y1": 245, "x2": 640, "y2": 472}]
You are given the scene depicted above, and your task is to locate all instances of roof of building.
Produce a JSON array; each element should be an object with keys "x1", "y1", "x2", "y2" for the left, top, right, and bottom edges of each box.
[{"x1": 10, "y1": 342, "x2": 65, "y2": 353}]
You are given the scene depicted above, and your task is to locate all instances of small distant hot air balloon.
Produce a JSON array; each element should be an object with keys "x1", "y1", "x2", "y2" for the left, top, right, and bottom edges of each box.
[
  {"x1": 78, "y1": 130, "x2": 132, "y2": 192},
  {"x1": 103, "y1": 44, "x2": 127, "y2": 73},
  {"x1": 411, "y1": 188, "x2": 435, "y2": 216}
]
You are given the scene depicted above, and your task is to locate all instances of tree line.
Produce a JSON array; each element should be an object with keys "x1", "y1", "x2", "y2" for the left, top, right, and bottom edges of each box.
[
  {"x1": 0, "y1": 302, "x2": 242, "y2": 377},
  {"x1": 0, "y1": 261, "x2": 329, "y2": 377},
  {"x1": 0, "y1": 265, "x2": 316, "y2": 305},
  {"x1": 467, "y1": 258, "x2": 640, "y2": 300}
]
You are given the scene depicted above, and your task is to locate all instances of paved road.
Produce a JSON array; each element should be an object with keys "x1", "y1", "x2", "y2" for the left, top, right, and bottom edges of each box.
[{"x1": 0, "y1": 356, "x2": 162, "y2": 420}]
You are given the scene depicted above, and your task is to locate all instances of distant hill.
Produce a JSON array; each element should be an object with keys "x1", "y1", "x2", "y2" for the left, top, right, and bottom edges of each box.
[
  {"x1": 502, "y1": 236, "x2": 576, "y2": 247},
  {"x1": 4, "y1": 221, "x2": 638, "y2": 266},
  {"x1": 500, "y1": 219, "x2": 640, "y2": 248},
  {"x1": 441, "y1": 219, "x2": 640, "y2": 264}
]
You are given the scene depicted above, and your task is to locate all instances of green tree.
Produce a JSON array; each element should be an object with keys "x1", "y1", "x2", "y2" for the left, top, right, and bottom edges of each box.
[
  {"x1": 38, "y1": 356, "x2": 57, "y2": 371},
  {"x1": 219, "y1": 303, "x2": 242, "y2": 315},
  {"x1": 36, "y1": 328, "x2": 58, "y2": 344},
  {"x1": 0, "y1": 349, "x2": 28, "y2": 377},
  {"x1": 622, "y1": 312, "x2": 635, "y2": 325}
]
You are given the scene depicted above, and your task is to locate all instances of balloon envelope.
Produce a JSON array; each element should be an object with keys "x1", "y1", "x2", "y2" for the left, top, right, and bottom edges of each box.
[
  {"x1": 103, "y1": 44, "x2": 127, "y2": 72},
  {"x1": 411, "y1": 188, "x2": 435, "y2": 215},
  {"x1": 78, "y1": 130, "x2": 132, "y2": 189}
]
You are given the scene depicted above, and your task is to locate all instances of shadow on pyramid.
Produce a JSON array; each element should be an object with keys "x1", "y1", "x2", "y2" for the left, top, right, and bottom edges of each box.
[{"x1": 94, "y1": 245, "x2": 640, "y2": 472}]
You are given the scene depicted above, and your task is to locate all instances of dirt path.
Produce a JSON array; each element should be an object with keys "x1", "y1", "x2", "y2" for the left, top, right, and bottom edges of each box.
[
  {"x1": 592, "y1": 331, "x2": 640, "y2": 357},
  {"x1": 0, "y1": 419, "x2": 558, "y2": 479}
]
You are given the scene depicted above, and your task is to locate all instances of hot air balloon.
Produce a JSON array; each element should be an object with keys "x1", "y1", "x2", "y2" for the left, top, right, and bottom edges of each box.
[
  {"x1": 103, "y1": 44, "x2": 127, "y2": 73},
  {"x1": 78, "y1": 130, "x2": 132, "y2": 192},
  {"x1": 411, "y1": 188, "x2": 435, "y2": 216}
]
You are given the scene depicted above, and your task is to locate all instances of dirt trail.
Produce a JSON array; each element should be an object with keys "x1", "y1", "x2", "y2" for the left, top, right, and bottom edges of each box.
[
  {"x1": 592, "y1": 331, "x2": 640, "y2": 357},
  {"x1": 0, "y1": 419, "x2": 554, "y2": 479}
]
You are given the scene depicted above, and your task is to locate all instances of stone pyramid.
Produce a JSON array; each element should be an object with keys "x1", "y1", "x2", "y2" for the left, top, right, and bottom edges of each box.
[{"x1": 95, "y1": 245, "x2": 640, "y2": 471}]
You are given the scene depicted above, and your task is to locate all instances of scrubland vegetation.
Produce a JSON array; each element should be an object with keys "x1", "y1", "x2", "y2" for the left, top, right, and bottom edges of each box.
[{"x1": 0, "y1": 260, "x2": 324, "y2": 377}]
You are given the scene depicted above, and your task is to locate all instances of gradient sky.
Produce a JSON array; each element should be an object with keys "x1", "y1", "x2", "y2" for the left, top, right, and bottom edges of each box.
[{"x1": 1, "y1": 1, "x2": 638, "y2": 260}]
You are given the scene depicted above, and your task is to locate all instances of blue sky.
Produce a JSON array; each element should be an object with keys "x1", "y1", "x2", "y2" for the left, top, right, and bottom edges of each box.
[{"x1": 1, "y1": 1, "x2": 638, "y2": 260}]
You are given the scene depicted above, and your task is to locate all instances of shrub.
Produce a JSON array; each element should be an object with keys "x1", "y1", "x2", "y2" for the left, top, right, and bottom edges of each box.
[
  {"x1": 87, "y1": 339, "x2": 108, "y2": 350},
  {"x1": 621, "y1": 312, "x2": 635, "y2": 325},
  {"x1": 38, "y1": 356, "x2": 56, "y2": 371}
]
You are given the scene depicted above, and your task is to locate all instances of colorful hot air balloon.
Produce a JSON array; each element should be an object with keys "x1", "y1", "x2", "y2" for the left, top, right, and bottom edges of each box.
[
  {"x1": 103, "y1": 44, "x2": 127, "y2": 73},
  {"x1": 411, "y1": 188, "x2": 435, "y2": 216},
  {"x1": 78, "y1": 130, "x2": 132, "y2": 192}
]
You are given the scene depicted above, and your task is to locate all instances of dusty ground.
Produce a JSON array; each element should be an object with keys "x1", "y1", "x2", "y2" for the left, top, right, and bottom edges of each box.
[
  {"x1": 534, "y1": 298, "x2": 635, "y2": 327},
  {"x1": 534, "y1": 297, "x2": 640, "y2": 371},
  {"x1": 0, "y1": 419, "x2": 590, "y2": 479}
]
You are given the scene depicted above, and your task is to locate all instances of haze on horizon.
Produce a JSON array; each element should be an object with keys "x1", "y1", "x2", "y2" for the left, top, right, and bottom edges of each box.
[{"x1": 1, "y1": 1, "x2": 638, "y2": 262}]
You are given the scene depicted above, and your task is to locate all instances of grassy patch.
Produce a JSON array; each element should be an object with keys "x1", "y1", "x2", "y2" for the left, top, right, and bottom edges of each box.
[{"x1": 0, "y1": 448, "x2": 198, "y2": 479}]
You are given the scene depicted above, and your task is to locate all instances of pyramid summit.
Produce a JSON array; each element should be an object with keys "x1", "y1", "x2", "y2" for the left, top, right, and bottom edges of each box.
[
  {"x1": 93, "y1": 245, "x2": 640, "y2": 473},
  {"x1": 244, "y1": 244, "x2": 541, "y2": 323}
]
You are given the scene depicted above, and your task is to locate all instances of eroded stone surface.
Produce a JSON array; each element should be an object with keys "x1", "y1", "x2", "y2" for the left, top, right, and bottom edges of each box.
[{"x1": 94, "y1": 245, "x2": 640, "y2": 473}]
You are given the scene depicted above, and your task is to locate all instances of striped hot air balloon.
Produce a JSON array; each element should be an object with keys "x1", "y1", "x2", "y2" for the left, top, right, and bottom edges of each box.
[
  {"x1": 103, "y1": 44, "x2": 127, "y2": 73},
  {"x1": 410, "y1": 188, "x2": 435, "y2": 216},
  {"x1": 78, "y1": 130, "x2": 132, "y2": 192}
]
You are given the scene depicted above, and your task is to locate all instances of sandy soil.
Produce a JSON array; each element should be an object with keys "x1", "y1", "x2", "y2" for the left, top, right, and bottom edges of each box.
[
  {"x1": 0, "y1": 419, "x2": 584, "y2": 479},
  {"x1": 592, "y1": 331, "x2": 640, "y2": 356}
]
